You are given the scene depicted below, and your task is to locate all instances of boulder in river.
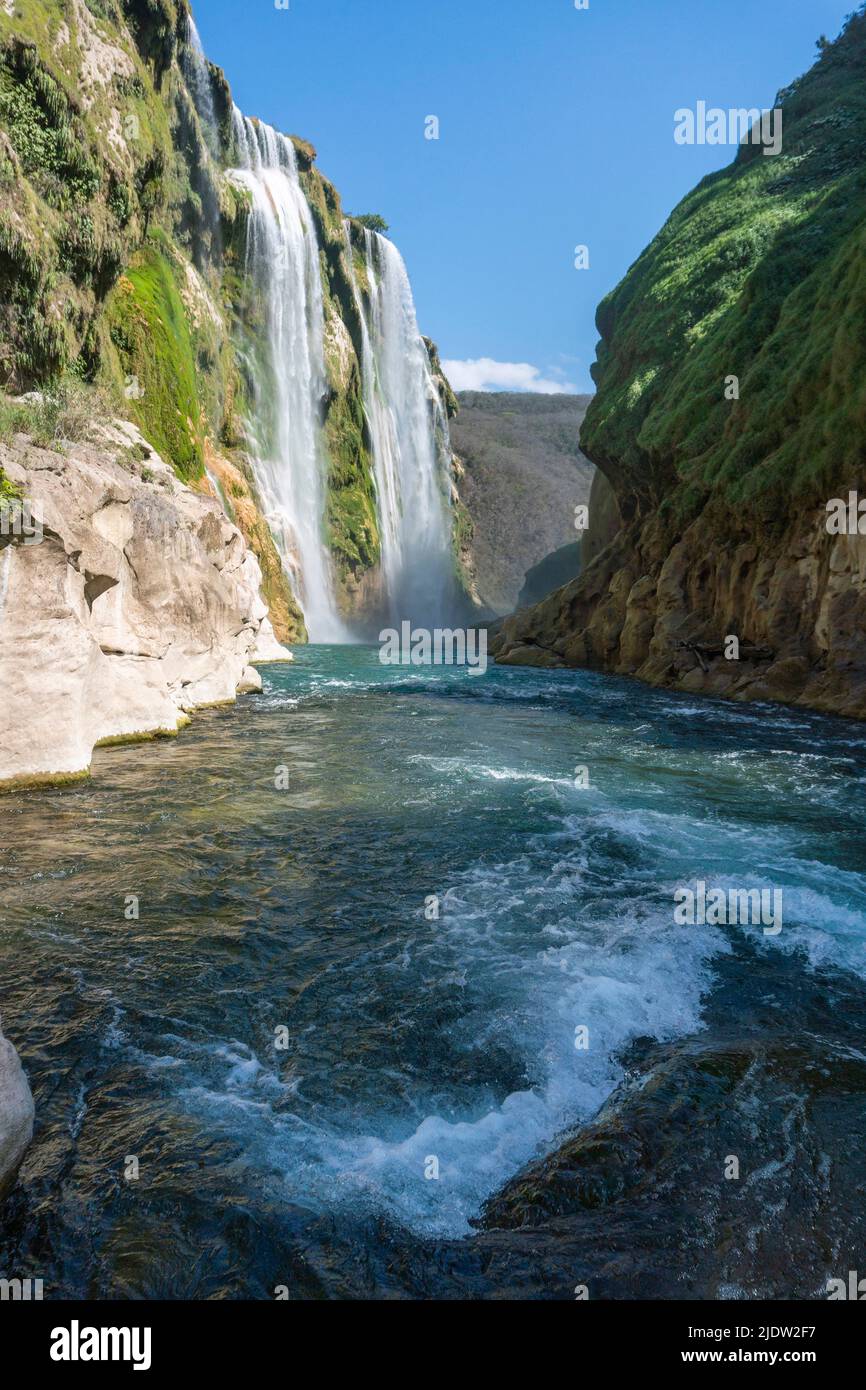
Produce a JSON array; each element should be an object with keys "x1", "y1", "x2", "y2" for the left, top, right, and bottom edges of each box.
[{"x1": 0, "y1": 1029, "x2": 33, "y2": 1198}]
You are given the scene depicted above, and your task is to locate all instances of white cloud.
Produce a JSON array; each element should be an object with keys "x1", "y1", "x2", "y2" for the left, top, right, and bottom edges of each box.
[{"x1": 441, "y1": 357, "x2": 577, "y2": 395}]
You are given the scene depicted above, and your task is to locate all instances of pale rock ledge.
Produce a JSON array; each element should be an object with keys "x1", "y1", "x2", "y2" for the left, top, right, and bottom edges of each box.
[{"x1": 0, "y1": 421, "x2": 292, "y2": 790}]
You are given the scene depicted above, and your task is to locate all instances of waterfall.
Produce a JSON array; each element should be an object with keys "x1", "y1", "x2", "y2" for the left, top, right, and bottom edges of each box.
[
  {"x1": 230, "y1": 107, "x2": 345, "y2": 642},
  {"x1": 184, "y1": 16, "x2": 220, "y2": 159},
  {"x1": 182, "y1": 20, "x2": 457, "y2": 639},
  {"x1": 346, "y1": 225, "x2": 457, "y2": 628}
]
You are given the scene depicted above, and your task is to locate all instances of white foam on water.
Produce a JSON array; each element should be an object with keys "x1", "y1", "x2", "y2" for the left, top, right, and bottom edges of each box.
[
  {"x1": 147, "y1": 804, "x2": 733, "y2": 1238},
  {"x1": 310, "y1": 885, "x2": 726, "y2": 1235},
  {"x1": 116, "y1": 665, "x2": 866, "y2": 1239},
  {"x1": 407, "y1": 753, "x2": 574, "y2": 787}
]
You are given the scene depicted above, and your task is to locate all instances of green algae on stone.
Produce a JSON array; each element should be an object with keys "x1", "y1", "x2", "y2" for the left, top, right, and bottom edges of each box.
[{"x1": 105, "y1": 243, "x2": 204, "y2": 479}]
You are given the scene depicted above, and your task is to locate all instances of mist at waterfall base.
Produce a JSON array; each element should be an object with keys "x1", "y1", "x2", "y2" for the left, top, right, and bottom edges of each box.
[{"x1": 3, "y1": 650, "x2": 866, "y2": 1297}]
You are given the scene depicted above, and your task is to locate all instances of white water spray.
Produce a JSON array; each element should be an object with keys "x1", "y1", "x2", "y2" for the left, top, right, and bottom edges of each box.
[
  {"x1": 346, "y1": 225, "x2": 456, "y2": 627},
  {"x1": 231, "y1": 108, "x2": 345, "y2": 641}
]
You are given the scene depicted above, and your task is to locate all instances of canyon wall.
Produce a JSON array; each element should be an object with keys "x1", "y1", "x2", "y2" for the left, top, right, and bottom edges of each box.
[
  {"x1": 493, "y1": 11, "x2": 866, "y2": 718},
  {"x1": 451, "y1": 392, "x2": 594, "y2": 614}
]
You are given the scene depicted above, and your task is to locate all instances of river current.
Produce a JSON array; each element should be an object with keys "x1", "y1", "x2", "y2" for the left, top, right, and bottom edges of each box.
[{"x1": 1, "y1": 648, "x2": 865, "y2": 1298}]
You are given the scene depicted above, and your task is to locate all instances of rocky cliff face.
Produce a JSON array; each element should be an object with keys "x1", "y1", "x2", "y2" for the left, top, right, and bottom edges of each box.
[
  {"x1": 0, "y1": 417, "x2": 288, "y2": 790},
  {"x1": 0, "y1": 0, "x2": 461, "y2": 639},
  {"x1": 493, "y1": 11, "x2": 866, "y2": 718}
]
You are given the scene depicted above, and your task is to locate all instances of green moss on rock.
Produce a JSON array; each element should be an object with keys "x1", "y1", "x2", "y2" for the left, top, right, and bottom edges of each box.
[
  {"x1": 581, "y1": 6, "x2": 866, "y2": 527},
  {"x1": 105, "y1": 243, "x2": 204, "y2": 478},
  {"x1": 323, "y1": 368, "x2": 380, "y2": 581}
]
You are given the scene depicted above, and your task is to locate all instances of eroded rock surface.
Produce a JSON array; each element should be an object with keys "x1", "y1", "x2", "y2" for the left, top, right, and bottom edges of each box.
[
  {"x1": 0, "y1": 422, "x2": 290, "y2": 789},
  {"x1": 492, "y1": 507, "x2": 866, "y2": 718}
]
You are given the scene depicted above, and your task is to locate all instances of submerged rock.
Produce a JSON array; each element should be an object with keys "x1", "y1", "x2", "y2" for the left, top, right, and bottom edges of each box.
[
  {"x1": 0, "y1": 1028, "x2": 33, "y2": 1198},
  {"x1": 0, "y1": 421, "x2": 290, "y2": 790}
]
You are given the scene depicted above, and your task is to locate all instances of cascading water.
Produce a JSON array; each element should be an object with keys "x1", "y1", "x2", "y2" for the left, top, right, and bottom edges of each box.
[
  {"x1": 184, "y1": 16, "x2": 220, "y2": 159},
  {"x1": 230, "y1": 107, "x2": 345, "y2": 641},
  {"x1": 183, "y1": 20, "x2": 457, "y2": 638},
  {"x1": 346, "y1": 225, "x2": 457, "y2": 628}
]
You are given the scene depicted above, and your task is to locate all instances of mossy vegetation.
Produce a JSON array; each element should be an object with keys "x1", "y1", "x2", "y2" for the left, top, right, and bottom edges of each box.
[
  {"x1": 424, "y1": 337, "x2": 459, "y2": 420},
  {"x1": 0, "y1": 767, "x2": 91, "y2": 795},
  {"x1": 581, "y1": 6, "x2": 866, "y2": 527},
  {"x1": 0, "y1": 0, "x2": 220, "y2": 391},
  {"x1": 323, "y1": 370, "x2": 380, "y2": 580},
  {"x1": 105, "y1": 242, "x2": 203, "y2": 478},
  {"x1": 0, "y1": 50, "x2": 100, "y2": 206},
  {"x1": 120, "y1": 0, "x2": 189, "y2": 85},
  {"x1": 0, "y1": 460, "x2": 20, "y2": 503}
]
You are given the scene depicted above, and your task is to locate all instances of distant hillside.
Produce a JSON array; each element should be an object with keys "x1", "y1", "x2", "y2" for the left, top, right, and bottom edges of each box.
[{"x1": 450, "y1": 392, "x2": 594, "y2": 614}]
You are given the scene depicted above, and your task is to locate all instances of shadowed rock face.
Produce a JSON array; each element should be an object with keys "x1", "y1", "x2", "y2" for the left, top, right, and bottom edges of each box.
[
  {"x1": 0, "y1": 1030, "x2": 33, "y2": 1199},
  {"x1": 0, "y1": 420, "x2": 289, "y2": 791},
  {"x1": 450, "y1": 393, "x2": 594, "y2": 615},
  {"x1": 516, "y1": 470, "x2": 622, "y2": 611},
  {"x1": 493, "y1": 501, "x2": 866, "y2": 718},
  {"x1": 517, "y1": 541, "x2": 582, "y2": 610},
  {"x1": 493, "y1": 12, "x2": 866, "y2": 719}
]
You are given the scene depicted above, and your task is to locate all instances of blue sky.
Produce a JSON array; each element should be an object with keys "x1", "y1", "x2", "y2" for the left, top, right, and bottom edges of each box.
[{"x1": 195, "y1": 0, "x2": 856, "y2": 394}]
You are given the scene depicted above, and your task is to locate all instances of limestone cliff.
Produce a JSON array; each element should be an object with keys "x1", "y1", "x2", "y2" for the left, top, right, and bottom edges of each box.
[
  {"x1": 0, "y1": 417, "x2": 288, "y2": 790},
  {"x1": 493, "y1": 11, "x2": 866, "y2": 718}
]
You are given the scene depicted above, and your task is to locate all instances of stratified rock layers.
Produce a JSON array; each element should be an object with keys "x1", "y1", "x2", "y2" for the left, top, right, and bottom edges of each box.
[{"x1": 493, "y1": 503, "x2": 866, "y2": 718}]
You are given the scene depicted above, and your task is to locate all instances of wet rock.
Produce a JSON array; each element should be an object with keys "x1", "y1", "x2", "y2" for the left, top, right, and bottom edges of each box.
[{"x1": 0, "y1": 1029, "x2": 33, "y2": 1198}]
